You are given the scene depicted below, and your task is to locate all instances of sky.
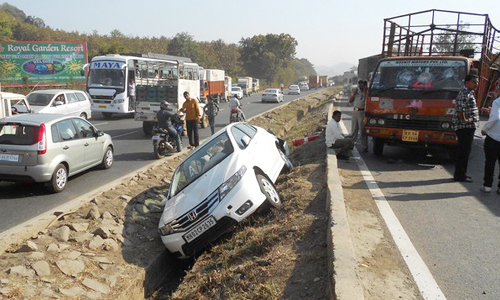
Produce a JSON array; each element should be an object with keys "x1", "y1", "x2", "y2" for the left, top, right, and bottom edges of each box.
[{"x1": 3, "y1": 0, "x2": 500, "y2": 74}]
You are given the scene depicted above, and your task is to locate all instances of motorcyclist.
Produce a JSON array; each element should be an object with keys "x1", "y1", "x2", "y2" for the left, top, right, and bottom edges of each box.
[
  {"x1": 156, "y1": 100, "x2": 182, "y2": 152},
  {"x1": 228, "y1": 95, "x2": 246, "y2": 122}
]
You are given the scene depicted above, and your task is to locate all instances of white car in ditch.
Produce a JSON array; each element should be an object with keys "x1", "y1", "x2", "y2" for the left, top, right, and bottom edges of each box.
[{"x1": 158, "y1": 123, "x2": 293, "y2": 258}]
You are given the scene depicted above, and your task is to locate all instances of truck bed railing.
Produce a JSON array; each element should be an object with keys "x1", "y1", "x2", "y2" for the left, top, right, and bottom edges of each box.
[{"x1": 382, "y1": 9, "x2": 500, "y2": 67}]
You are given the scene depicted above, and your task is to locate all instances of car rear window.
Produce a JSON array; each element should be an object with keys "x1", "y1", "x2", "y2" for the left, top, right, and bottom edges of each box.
[
  {"x1": 75, "y1": 92, "x2": 88, "y2": 102},
  {"x1": 0, "y1": 124, "x2": 39, "y2": 145}
]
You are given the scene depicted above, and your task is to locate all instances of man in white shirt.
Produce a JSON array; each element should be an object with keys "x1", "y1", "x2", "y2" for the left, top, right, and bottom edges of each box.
[
  {"x1": 325, "y1": 110, "x2": 354, "y2": 160},
  {"x1": 480, "y1": 82, "x2": 500, "y2": 193},
  {"x1": 228, "y1": 96, "x2": 246, "y2": 122}
]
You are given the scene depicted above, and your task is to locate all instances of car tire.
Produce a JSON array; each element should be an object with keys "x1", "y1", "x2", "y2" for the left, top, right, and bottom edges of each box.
[
  {"x1": 256, "y1": 173, "x2": 281, "y2": 208},
  {"x1": 79, "y1": 112, "x2": 87, "y2": 120},
  {"x1": 100, "y1": 146, "x2": 114, "y2": 169},
  {"x1": 48, "y1": 164, "x2": 68, "y2": 193}
]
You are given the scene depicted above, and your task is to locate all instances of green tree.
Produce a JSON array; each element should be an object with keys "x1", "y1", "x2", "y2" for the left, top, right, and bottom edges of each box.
[
  {"x1": 239, "y1": 33, "x2": 297, "y2": 83},
  {"x1": 432, "y1": 23, "x2": 477, "y2": 55},
  {"x1": 168, "y1": 32, "x2": 200, "y2": 61}
]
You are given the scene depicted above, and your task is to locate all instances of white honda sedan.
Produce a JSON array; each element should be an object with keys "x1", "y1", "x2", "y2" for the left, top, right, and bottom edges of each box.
[{"x1": 158, "y1": 123, "x2": 293, "y2": 258}]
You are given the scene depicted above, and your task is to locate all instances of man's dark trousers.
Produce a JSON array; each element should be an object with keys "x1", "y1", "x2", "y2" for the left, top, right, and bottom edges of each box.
[
  {"x1": 454, "y1": 128, "x2": 475, "y2": 181},
  {"x1": 186, "y1": 120, "x2": 199, "y2": 147}
]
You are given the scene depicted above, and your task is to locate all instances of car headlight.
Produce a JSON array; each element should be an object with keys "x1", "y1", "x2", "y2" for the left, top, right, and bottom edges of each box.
[
  {"x1": 377, "y1": 119, "x2": 385, "y2": 125},
  {"x1": 369, "y1": 118, "x2": 377, "y2": 125},
  {"x1": 219, "y1": 165, "x2": 247, "y2": 200}
]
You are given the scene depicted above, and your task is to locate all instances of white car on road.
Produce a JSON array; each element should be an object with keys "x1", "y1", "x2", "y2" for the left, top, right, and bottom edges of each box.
[
  {"x1": 231, "y1": 86, "x2": 243, "y2": 99},
  {"x1": 158, "y1": 123, "x2": 293, "y2": 258},
  {"x1": 27, "y1": 89, "x2": 92, "y2": 120}
]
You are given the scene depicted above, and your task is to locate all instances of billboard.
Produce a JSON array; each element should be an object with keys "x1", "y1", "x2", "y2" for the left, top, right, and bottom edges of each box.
[{"x1": 0, "y1": 41, "x2": 88, "y2": 87}]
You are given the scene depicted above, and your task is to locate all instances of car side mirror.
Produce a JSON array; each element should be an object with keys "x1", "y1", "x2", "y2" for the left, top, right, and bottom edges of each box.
[
  {"x1": 95, "y1": 130, "x2": 104, "y2": 137},
  {"x1": 241, "y1": 135, "x2": 250, "y2": 147}
]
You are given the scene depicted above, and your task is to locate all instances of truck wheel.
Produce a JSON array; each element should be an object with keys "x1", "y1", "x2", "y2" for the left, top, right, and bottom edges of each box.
[
  {"x1": 373, "y1": 138, "x2": 384, "y2": 156},
  {"x1": 143, "y1": 122, "x2": 154, "y2": 135}
]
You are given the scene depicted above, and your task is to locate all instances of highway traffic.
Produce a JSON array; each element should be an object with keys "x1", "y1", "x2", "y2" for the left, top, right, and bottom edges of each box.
[{"x1": 0, "y1": 89, "x2": 318, "y2": 233}]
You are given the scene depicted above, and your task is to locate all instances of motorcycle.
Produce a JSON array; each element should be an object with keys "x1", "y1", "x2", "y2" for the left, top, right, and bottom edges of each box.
[
  {"x1": 229, "y1": 106, "x2": 245, "y2": 123},
  {"x1": 152, "y1": 123, "x2": 183, "y2": 159}
]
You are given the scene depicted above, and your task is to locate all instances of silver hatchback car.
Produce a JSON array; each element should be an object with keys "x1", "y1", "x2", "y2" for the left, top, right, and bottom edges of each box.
[{"x1": 0, "y1": 114, "x2": 113, "y2": 193}]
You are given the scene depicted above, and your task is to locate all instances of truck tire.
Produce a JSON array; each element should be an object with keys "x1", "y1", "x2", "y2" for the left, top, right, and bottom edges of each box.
[{"x1": 373, "y1": 138, "x2": 384, "y2": 156}]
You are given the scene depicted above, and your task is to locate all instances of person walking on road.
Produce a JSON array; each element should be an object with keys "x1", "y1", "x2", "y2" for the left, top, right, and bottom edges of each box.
[
  {"x1": 325, "y1": 110, "x2": 354, "y2": 160},
  {"x1": 481, "y1": 81, "x2": 500, "y2": 193},
  {"x1": 452, "y1": 74, "x2": 479, "y2": 182},
  {"x1": 179, "y1": 91, "x2": 200, "y2": 148},
  {"x1": 349, "y1": 79, "x2": 368, "y2": 152},
  {"x1": 205, "y1": 97, "x2": 219, "y2": 135}
]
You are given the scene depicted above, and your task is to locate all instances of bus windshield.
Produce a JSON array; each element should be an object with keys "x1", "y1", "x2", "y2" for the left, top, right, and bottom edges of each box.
[
  {"x1": 87, "y1": 60, "x2": 126, "y2": 88},
  {"x1": 370, "y1": 59, "x2": 467, "y2": 99}
]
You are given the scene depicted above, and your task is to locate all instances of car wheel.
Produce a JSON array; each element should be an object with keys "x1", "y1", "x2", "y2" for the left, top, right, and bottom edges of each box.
[
  {"x1": 256, "y1": 173, "x2": 281, "y2": 208},
  {"x1": 79, "y1": 112, "x2": 87, "y2": 120},
  {"x1": 48, "y1": 164, "x2": 67, "y2": 193},
  {"x1": 101, "y1": 146, "x2": 113, "y2": 169}
]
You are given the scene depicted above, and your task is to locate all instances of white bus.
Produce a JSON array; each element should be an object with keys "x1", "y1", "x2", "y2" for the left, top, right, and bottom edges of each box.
[{"x1": 86, "y1": 54, "x2": 204, "y2": 133}]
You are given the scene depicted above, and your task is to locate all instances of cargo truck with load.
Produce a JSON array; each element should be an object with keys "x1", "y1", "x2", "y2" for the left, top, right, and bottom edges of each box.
[
  {"x1": 365, "y1": 9, "x2": 500, "y2": 157},
  {"x1": 237, "y1": 77, "x2": 253, "y2": 96},
  {"x1": 308, "y1": 75, "x2": 320, "y2": 89},
  {"x1": 200, "y1": 68, "x2": 225, "y2": 103}
]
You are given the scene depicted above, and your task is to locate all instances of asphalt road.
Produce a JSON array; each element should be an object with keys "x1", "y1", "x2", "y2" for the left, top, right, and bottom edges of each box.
[
  {"x1": 339, "y1": 97, "x2": 500, "y2": 300},
  {"x1": 0, "y1": 88, "x2": 320, "y2": 233}
]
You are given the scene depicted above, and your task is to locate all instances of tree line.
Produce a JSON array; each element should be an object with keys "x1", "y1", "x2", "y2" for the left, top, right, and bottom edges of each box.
[{"x1": 0, "y1": 3, "x2": 316, "y2": 87}]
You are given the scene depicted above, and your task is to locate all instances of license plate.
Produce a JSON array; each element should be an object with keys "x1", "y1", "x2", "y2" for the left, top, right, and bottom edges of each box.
[
  {"x1": 402, "y1": 130, "x2": 419, "y2": 142},
  {"x1": 183, "y1": 216, "x2": 217, "y2": 243},
  {"x1": 152, "y1": 135, "x2": 160, "y2": 141},
  {"x1": 0, "y1": 154, "x2": 19, "y2": 162},
  {"x1": 99, "y1": 105, "x2": 106, "y2": 108}
]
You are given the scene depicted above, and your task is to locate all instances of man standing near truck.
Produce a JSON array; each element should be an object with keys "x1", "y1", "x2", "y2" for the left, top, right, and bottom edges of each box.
[
  {"x1": 349, "y1": 79, "x2": 368, "y2": 152},
  {"x1": 180, "y1": 91, "x2": 200, "y2": 148},
  {"x1": 452, "y1": 74, "x2": 479, "y2": 182}
]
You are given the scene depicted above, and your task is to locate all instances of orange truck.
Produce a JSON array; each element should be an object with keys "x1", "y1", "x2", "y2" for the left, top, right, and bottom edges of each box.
[
  {"x1": 308, "y1": 75, "x2": 320, "y2": 89},
  {"x1": 200, "y1": 68, "x2": 225, "y2": 103},
  {"x1": 365, "y1": 9, "x2": 500, "y2": 157}
]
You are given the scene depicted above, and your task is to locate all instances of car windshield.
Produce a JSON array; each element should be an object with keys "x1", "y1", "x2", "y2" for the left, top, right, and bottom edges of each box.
[
  {"x1": 27, "y1": 93, "x2": 56, "y2": 106},
  {"x1": 370, "y1": 58, "x2": 467, "y2": 99},
  {"x1": 0, "y1": 124, "x2": 39, "y2": 145},
  {"x1": 170, "y1": 131, "x2": 234, "y2": 197},
  {"x1": 265, "y1": 89, "x2": 278, "y2": 93},
  {"x1": 232, "y1": 87, "x2": 240, "y2": 91}
]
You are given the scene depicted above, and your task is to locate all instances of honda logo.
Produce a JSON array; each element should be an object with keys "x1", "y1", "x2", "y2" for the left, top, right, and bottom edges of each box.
[{"x1": 187, "y1": 211, "x2": 198, "y2": 222}]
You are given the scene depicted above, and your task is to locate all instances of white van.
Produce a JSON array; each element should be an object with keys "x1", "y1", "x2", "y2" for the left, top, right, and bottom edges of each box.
[
  {"x1": 27, "y1": 90, "x2": 92, "y2": 120},
  {"x1": 0, "y1": 92, "x2": 32, "y2": 119}
]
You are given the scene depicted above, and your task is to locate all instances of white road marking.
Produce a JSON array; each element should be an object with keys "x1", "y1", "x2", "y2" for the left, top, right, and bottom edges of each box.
[
  {"x1": 112, "y1": 131, "x2": 138, "y2": 139},
  {"x1": 93, "y1": 122, "x2": 108, "y2": 126},
  {"x1": 339, "y1": 120, "x2": 447, "y2": 300}
]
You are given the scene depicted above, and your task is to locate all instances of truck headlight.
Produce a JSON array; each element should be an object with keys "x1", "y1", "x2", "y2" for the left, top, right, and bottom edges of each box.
[
  {"x1": 441, "y1": 122, "x2": 450, "y2": 129},
  {"x1": 369, "y1": 118, "x2": 377, "y2": 125},
  {"x1": 219, "y1": 165, "x2": 247, "y2": 200},
  {"x1": 377, "y1": 119, "x2": 385, "y2": 125}
]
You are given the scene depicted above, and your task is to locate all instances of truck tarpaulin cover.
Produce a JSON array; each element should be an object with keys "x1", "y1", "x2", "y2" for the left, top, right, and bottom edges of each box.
[{"x1": 0, "y1": 41, "x2": 88, "y2": 87}]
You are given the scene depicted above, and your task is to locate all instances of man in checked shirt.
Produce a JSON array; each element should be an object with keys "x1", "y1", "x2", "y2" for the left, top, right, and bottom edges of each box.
[{"x1": 452, "y1": 74, "x2": 479, "y2": 182}]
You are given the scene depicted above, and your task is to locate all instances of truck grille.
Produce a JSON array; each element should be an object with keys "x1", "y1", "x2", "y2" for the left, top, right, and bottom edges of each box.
[
  {"x1": 182, "y1": 217, "x2": 238, "y2": 256},
  {"x1": 169, "y1": 190, "x2": 220, "y2": 231},
  {"x1": 383, "y1": 119, "x2": 442, "y2": 131}
]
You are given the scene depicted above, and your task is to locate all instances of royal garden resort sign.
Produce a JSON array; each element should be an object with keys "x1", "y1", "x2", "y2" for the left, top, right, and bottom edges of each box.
[{"x1": 0, "y1": 41, "x2": 88, "y2": 87}]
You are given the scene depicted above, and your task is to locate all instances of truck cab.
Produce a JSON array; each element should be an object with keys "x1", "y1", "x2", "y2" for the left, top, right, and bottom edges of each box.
[{"x1": 0, "y1": 92, "x2": 32, "y2": 119}]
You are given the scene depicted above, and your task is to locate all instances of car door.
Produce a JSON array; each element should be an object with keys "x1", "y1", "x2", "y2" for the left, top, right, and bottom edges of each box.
[
  {"x1": 72, "y1": 118, "x2": 102, "y2": 166},
  {"x1": 51, "y1": 93, "x2": 70, "y2": 115},
  {"x1": 56, "y1": 118, "x2": 86, "y2": 174},
  {"x1": 75, "y1": 92, "x2": 92, "y2": 119},
  {"x1": 65, "y1": 92, "x2": 80, "y2": 116}
]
